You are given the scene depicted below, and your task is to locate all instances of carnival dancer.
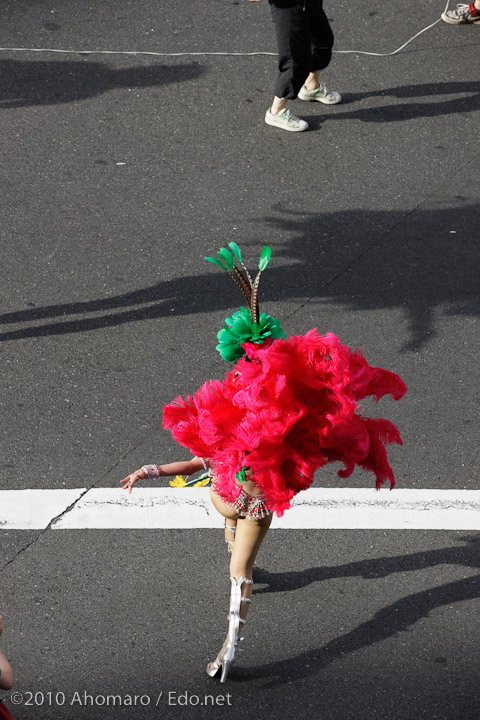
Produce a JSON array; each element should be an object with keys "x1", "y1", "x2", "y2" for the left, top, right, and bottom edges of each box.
[{"x1": 121, "y1": 244, "x2": 406, "y2": 682}]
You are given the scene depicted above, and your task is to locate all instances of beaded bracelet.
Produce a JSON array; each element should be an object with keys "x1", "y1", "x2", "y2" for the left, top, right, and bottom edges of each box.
[{"x1": 142, "y1": 464, "x2": 161, "y2": 479}]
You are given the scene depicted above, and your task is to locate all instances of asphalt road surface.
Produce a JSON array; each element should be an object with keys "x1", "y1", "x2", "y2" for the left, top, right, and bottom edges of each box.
[{"x1": 1, "y1": 1, "x2": 479, "y2": 718}]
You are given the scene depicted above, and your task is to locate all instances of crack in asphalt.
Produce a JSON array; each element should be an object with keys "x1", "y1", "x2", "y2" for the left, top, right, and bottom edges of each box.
[
  {"x1": 0, "y1": 487, "x2": 88, "y2": 574},
  {"x1": 0, "y1": 439, "x2": 149, "y2": 573},
  {"x1": 1, "y1": 531, "x2": 46, "y2": 575}
]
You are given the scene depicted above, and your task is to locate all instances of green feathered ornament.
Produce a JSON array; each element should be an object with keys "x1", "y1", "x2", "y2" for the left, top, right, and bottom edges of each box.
[{"x1": 205, "y1": 243, "x2": 285, "y2": 362}]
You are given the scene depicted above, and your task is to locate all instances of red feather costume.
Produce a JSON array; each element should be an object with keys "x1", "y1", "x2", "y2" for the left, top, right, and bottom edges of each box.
[{"x1": 163, "y1": 329, "x2": 406, "y2": 517}]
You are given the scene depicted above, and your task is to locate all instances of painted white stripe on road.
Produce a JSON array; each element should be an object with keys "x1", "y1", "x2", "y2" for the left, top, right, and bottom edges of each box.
[
  {"x1": 279, "y1": 489, "x2": 480, "y2": 530},
  {"x1": 1, "y1": 488, "x2": 480, "y2": 530},
  {"x1": 0, "y1": 489, "x2": 87, "y2": 530},
  {"x1": 55, "y1": 488, "x2": 219, "y2": 530}
]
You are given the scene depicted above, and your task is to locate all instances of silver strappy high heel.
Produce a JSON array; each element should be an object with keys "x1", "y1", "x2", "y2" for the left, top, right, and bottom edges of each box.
[{"x1": 206, "y1": 575, "x2": 253, "y2": 682}]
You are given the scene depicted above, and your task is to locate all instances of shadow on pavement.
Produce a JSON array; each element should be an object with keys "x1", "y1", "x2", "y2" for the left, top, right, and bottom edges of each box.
[
  {"x1": 0, "y1": 58, "x2": 204, "y2": 108},
  {"x1": 1, "y1": 203, "x2": 477, "y2": 351},
  {"x1": 243, "y1": 535, "x2": 480, "y2": 685},
  {"x1": 311, "y1": 81, "x2": 480, "y2": 125}
]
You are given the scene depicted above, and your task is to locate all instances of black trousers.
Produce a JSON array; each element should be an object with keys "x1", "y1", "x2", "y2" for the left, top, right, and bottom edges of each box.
[{"x1": 270, "y1": 0, "x2": 334, "y2": 99}]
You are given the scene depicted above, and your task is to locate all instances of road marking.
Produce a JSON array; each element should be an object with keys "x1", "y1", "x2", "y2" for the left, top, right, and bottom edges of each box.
[
  {"x1": 1, "y1": 488, "x2": 480, "y2": 530},
  {"x1": 0, "y1": 489, "x2": 86, "y2": 530}
]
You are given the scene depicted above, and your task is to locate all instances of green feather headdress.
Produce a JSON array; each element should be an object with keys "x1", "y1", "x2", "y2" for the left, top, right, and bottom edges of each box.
[{"x1": 205, "y1": 243, "x2": 286, "y2": 363}]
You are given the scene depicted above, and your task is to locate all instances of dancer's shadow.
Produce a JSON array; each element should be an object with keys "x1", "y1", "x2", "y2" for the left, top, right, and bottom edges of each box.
[
  {"x1": 239, "y1": 536, "x2": 480, "y2": 685},
  {"x1": 0, "y1": 271, "x2": 235, "y2": 342},
  {"x1": 1, "y1": 204, "x2": 478, "y2": 350},
  {"x1": 0, "y1": 58, "x2": 204, "y2": 108},
  {"x1": 257, "y1": 203, "x2": 479, "y2": 352}
]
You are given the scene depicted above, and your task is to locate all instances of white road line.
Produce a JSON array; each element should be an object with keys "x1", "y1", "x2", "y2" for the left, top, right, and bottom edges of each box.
[
  {"x1": 1, "y1": 488, "x2": 480, "y2": 530},
  {"x1": 0, "y1": 489, "x2": 86, "y2": 530}
]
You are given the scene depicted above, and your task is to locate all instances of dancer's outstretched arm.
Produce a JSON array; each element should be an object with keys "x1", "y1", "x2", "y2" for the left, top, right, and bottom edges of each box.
[{"x1": 120, "y1": 456, "x2": 204, "y2": 493}]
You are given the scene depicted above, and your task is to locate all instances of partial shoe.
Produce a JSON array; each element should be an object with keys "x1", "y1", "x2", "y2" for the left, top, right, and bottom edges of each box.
[
  {"x1": 206, "y1": 576, "x2": 253, "y2": 682},
  {"x1": 265, "y1": 107, "x2": 308, "y2": 132},
  {"x1": 206, "y1": 641, "x2": 230, "y2": 679},
  {"x1": 441, "y1": 3, "x2": 480, "y2": 23},
  {"x1": 297, "y1": 81, "x2": 342, "y2": 105}
]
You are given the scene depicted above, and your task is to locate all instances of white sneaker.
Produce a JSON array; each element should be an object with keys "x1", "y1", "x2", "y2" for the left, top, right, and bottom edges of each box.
[
  {"x1": 297, "y1": 81, "x2": 342, "y2": 105},
  {"x1": 441, "y1": 3, "x2": 480, "y2": 23},
  {"x1": 265, "y1": 107, "x2": 309, "y2": 132}
]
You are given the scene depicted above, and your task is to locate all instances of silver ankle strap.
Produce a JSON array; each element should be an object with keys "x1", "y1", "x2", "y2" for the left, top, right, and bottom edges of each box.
[
  {"x1": 224, "y1": 525, "x2": 237, "y2": 552},
  {"x1": 230, "y1": 576, "x2": 253, "y2": 586}
]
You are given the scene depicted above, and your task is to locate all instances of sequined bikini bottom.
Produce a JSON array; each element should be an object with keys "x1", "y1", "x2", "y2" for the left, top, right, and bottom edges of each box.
[{"x1": 228, "y1": 486, "x2": 271, "y2": 521}]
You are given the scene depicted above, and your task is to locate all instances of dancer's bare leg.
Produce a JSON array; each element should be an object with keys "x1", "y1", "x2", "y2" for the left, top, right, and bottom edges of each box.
[
  {"x1": 210, "y1": 487, "x2": 238, "y2": 551},
  {"x1": 224, "y1": 519, "x2": 237, "y2": 553},
  {"x1": 229, "y1": 515, "x2": 272, "y2": 620},
  {"x1": 208, "y1": 488, "x2": 272, "y2": 672}
]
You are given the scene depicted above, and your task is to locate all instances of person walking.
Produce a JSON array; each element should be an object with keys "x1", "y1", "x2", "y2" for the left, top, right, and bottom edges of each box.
[{"x1": 261, "y1": 0, "x2": 342, "y2": 132}]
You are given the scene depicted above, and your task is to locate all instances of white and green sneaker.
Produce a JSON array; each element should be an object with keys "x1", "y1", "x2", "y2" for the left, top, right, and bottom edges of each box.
[
  {"x1": 297, "y1": 81, "x2": 342, "y2": 105},
  {"x1": 265, "y1": 107, "x2": 309, "y2": 132}
]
